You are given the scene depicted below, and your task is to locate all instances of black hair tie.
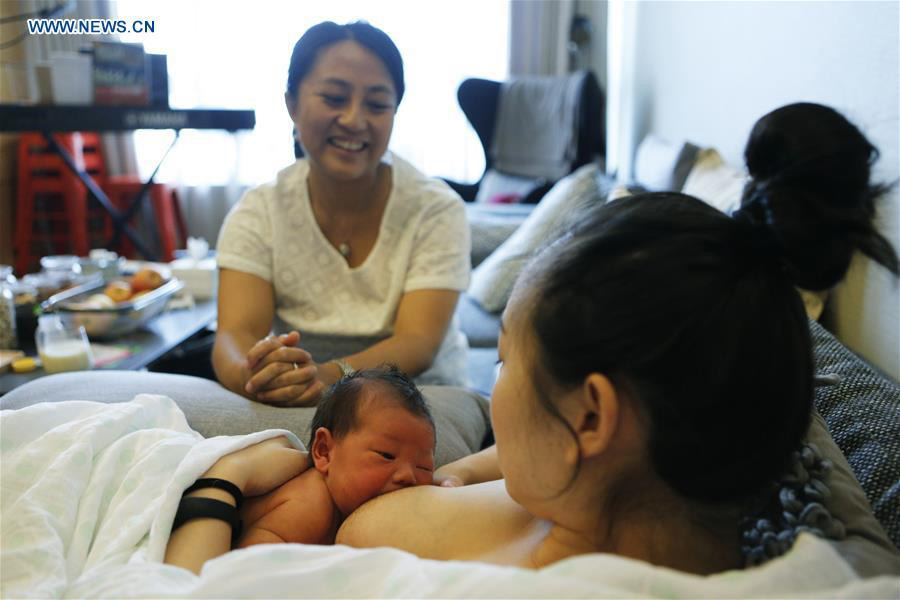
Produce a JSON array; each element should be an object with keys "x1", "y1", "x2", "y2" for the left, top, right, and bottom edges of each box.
[
  {"x1": 171, "y1": 497, "x2": 243, "y2": 546},
  {"x1": 183, "y1": 478, "x2": 244, "y2": 509},
  {"x1": 732, "y1": 202, "x2": 785, "y2": 268}
]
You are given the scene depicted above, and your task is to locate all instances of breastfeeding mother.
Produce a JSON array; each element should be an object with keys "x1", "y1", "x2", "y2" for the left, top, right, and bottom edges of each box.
[
  {"x1": 168, "y1": 103, "x2": 898, "y2": 575},
  {"x1": 213, "y1": 21, "x2": 470, "y2": 406}
]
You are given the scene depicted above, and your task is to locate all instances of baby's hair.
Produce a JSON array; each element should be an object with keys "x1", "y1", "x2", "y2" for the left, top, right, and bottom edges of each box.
[{"x1": 307, "y1": 364, "x2": 434, "y2": 463}]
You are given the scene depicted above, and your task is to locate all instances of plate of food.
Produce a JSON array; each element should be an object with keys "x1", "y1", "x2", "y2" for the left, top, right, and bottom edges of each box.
[{"x1": 43, "y1": 268, "x2": 184, "y2": 339}]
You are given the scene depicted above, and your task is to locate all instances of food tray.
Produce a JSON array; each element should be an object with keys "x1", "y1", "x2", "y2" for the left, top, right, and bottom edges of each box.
[{"x1": 42, "y1": 278, "x2": 184, "y2": 339}]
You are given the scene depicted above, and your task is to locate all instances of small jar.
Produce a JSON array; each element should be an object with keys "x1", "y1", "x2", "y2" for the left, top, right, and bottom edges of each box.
[
  {"x1": 0, "y1": 265, "x2": 18, "y2": 349},
  {"x1": 80, "y1": 249, "x2": 122, "y2": 281},
  {"x1": 35, "y1": 314, "x2": 93, "y2": 373},
  {"x1": 40, "y1": 255, "x2": 82, "y2": 275}
]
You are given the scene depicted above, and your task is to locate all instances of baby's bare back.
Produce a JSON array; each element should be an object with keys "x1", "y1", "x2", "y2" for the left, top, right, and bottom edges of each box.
[{"x1": 237, "y1": 468, "x2": 338, "y2": 547}]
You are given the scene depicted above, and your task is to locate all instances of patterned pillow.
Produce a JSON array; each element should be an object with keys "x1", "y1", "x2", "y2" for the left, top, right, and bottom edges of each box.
[
  {"x1": 468, "y1": 163, "x2": 606, "y2": 313},
  {"x1": 681, "y1": 148, "x2": 746, "y2": 214},
  {"x1": 809, "y1": 319, "x2": 900, "y2": 549}
]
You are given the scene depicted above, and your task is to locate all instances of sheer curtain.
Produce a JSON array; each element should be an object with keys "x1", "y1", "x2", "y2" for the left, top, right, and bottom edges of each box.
[
  {"x1": 113, "y1": 1, "x2": 509, "y2": 199},
  {"x1": 508, "y1": 0, "x2": 573, "y2": 76}
]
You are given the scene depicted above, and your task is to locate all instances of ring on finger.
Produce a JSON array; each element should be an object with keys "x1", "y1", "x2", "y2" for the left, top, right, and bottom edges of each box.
[{"x1": 292, "y1": 362, "x2": 299, "y2": 370}]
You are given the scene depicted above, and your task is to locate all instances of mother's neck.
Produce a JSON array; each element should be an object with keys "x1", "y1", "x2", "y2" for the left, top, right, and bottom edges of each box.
[
  {"x1": 533, "y1": 475, "x2": 743, "y2": 574},
  {"x1": 307, "y1": 162, "x2": 390, "y2": 215}
]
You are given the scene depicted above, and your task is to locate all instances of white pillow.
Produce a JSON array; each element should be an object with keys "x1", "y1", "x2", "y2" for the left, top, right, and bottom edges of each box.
[
  {"x1": 468, "y1": 163, "x2": 602, "y2": 313},
  {"x1": 634, "y1": 134, "x2": 698, "y2": 191},
  {"x1": 681, "y1": 148, "x2": 747, "y2": 214}
]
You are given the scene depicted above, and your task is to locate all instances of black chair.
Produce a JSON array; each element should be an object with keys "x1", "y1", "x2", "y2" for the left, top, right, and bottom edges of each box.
[{"x1": 445, "y1": 70, "x2": 605, "y2": 203}]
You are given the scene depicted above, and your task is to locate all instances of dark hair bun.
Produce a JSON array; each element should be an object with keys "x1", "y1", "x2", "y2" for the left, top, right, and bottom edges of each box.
[{"x1": 741, "y1": 103, "x2": 898, "y2": 290}]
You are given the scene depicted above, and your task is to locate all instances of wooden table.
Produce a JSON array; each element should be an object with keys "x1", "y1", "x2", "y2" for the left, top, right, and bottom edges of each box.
[{"x1": 0, "y1": 299, "x2": 216, "y2": 395}]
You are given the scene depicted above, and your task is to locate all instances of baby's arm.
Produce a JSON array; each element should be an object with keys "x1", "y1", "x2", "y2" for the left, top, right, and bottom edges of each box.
[{"x1": 434, "y1": 445, "x2": 500, "y2": 486}]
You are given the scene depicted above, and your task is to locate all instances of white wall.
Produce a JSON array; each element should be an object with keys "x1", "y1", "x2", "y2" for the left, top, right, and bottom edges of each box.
[{"x1": 620, "y1": 0, "x2": 900, "y2": 379}]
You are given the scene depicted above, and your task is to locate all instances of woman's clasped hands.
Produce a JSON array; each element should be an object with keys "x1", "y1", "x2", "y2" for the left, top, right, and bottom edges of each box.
[{"x1": 243, "y1": 331, "x2": 326, "y2": 406}]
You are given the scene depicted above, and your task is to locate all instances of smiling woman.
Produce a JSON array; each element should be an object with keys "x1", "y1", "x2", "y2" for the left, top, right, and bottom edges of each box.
[
  {"x1": 289, "y1": 34, "x2": 398, "y2": 183},
  {"x1": 211, "y1": 21, "x2": 472, "y2": 407}
]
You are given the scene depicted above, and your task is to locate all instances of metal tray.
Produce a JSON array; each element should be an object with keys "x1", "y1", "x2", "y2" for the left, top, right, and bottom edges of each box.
[{"x1": 42, "y1": 278, "x2": 184, "y2": 339}]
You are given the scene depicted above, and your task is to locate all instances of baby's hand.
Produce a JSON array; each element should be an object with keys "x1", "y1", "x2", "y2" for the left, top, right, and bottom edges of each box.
[{"x1": 433, "y1": 474, "x2": 464, "y2": 488}]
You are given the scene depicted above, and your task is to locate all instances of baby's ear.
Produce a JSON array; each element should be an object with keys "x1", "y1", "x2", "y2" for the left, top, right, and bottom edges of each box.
[{"x1": 311, "y1": 427, "x2": 335, "y2": 474}]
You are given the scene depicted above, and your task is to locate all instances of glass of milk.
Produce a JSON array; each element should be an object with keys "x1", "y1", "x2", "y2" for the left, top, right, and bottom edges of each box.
[{"x1": 35, "y1": 315, "x2": 93, "y2": 374}]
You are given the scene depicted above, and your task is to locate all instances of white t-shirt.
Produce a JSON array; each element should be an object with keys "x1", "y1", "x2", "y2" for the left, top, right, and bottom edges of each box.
[{"x1": 216, "y1": 153, "x2": 471, "y2": 386}]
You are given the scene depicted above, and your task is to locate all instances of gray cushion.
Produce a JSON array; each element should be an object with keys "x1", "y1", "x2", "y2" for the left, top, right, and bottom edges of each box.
[
  {"x1": 807, "y1": 410, "x2": 900, "y2": 575},
  {"x1": 469, "y1": 164, "x2": 608, "y2": 313},
  {"x1": 741, "y1": 408, "x2": 900, "y2": 576},
  {"x1": 469, "y1": 218, "x2": 523, "y2": 269},
  {"x1": 465, "y1": 203, "x2": 533, "y2": 268},
  {"x1": 809, "y1": 319, "x2": 900, "y2": 549},
  {"x1": 0, "y1": 371, "x2": 490, "y2": 468},
  {"x1": 466, "y1": 347, "x2": 499, "y2": 398},
  {"x1": 456, "y1": 293, "x2": 501, "y2": 349}
]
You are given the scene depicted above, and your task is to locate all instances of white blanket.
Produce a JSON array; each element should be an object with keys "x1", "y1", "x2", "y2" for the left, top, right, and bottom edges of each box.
[{"x1": 1, "y1": 396, "x2": 897, "y2": 598}]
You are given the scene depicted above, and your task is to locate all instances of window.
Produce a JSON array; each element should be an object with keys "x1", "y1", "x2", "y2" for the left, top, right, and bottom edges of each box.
[{"x1": 114, "y1": 1, "x2": 510, "y2": 186}]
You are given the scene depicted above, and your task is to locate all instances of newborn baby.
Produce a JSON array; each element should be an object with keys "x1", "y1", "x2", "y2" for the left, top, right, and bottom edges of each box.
[{"x1": 237, "y1": 365, "x2": 436, "y2": 547}]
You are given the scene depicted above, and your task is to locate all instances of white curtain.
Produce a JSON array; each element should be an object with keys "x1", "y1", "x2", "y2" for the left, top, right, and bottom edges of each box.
[{"x1": 508, "y1": 0, "x2": 574, "y2": 76}]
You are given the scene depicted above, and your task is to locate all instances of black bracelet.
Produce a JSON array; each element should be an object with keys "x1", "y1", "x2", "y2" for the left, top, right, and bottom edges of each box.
[
  {"x1": 183, "y1": 478, "x2": 243, "y2": 509},
  {"x1": 172, "y1": 497, "x2": 243, "y2": 546}
]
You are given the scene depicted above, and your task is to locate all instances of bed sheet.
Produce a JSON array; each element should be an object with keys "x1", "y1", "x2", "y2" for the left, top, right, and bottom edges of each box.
[{"x1": 2, "y1": 396, "x2": 897, "y2": 598}]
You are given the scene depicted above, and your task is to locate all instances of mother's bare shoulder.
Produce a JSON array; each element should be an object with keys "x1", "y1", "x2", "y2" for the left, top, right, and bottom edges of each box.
[{"x1": 336, "y1": 480, "x2": 533, "y2": 561}]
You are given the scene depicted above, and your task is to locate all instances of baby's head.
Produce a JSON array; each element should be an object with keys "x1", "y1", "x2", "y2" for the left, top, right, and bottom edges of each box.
[{"x1": 308, "y1": 365, "x2": 436, "y2": 517}]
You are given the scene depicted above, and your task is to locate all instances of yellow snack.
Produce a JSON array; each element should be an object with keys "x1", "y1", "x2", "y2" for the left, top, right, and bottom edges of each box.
[
  {"x1": 86, "y1": 294, "x2": 116, "y2": 309},
  {"x1": 12, "y1": 356, "x2": 39, "y2": 373},
  {"x1": 104, "y1": 280, "x2": 132, "y2": 303}
]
